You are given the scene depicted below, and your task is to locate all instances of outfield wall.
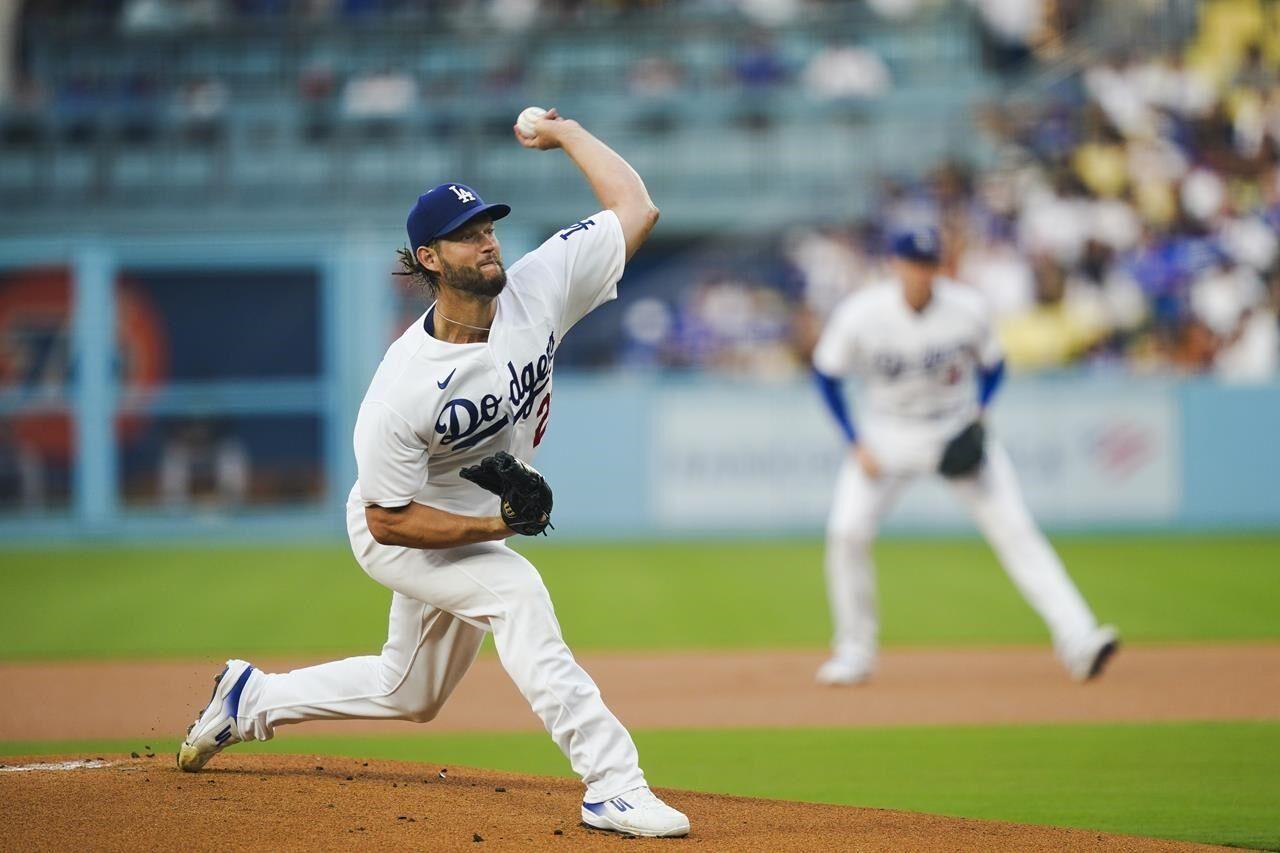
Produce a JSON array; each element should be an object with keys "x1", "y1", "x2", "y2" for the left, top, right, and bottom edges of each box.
[
  {"x1": 3, "y1": 237, "x2": 1276, "y2": 543},
  {"x1": 0, "y1": 374, "x2": 1276, "y2": 541},
  {"x1": 535, "y1": 376, "x2": 1280, "y2": 537}
]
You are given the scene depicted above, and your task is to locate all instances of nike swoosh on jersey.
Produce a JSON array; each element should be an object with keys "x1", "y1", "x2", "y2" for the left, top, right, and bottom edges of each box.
[{"x1": 437, "y1": 368, "x2": 458, "y2": 390}]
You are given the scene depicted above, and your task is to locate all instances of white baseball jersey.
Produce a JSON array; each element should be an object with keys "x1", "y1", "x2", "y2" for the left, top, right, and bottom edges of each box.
[
  {"x1": 815, "y1": 276, "x2": 1106, "y2": 678},
  {"x1": 813, "y1": 276, "x2": 1002, "y2": 471},
  {"x1": 348, "y1": 210, "x2": 624, "y2": 517}
]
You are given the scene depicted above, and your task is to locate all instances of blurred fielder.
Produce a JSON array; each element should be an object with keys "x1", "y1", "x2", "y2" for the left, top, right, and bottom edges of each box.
[
  {"x1": 811, "y1": 226, "x2": 1119, "y2": 686},
  {"x1": 177, "y1": 109, "x2": 690, "y2": 838}
]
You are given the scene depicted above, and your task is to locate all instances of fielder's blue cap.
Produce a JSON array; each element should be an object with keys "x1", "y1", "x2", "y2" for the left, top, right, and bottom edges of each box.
[
  {"x1": 889, "y1": 225, "x2": 942, "y2": 264},
  {"x1": 407, "y1": 183, "x2": 511, "y2": 250}
]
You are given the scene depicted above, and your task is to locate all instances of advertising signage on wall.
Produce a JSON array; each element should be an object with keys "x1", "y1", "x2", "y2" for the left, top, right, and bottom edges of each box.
[{"x1": 653, "y1": 383, "x2": 1180, "y2": 530}]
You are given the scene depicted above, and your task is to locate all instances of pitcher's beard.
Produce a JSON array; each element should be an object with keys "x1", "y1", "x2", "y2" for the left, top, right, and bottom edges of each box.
[{"x1": 441, "y1": 259, "x2": 507, "y2": 299}]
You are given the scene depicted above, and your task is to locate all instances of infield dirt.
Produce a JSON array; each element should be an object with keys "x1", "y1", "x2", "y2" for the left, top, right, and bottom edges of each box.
[
  {"x1": 4, "y1": 645, "x2": 1275, "y2": 851},
  {"x1": 0, "y1": 753, "x2": 1231, "y2": 852},
  {"x1": 2, "y1": 644, "x2": 1278, "y2": 741}
]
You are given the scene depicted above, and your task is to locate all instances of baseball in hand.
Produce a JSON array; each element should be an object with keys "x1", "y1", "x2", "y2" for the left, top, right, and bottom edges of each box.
[{"x1": 516, "y1": 106, "x2": 548, "y2": 139}]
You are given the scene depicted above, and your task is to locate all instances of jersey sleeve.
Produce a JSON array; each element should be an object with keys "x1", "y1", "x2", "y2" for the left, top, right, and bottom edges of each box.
[
  {"x1": 812, "y1": 296, "x2": 862, "y2": 376},
  {"x1": 353, "y1": 401, "x2": 429, "y2": 507},
  {"x1": 525, "y1": 209, "x2": 626, "y2": 337}
]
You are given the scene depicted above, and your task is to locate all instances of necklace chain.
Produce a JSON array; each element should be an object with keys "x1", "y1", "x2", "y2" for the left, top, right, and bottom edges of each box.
[{"x1": 434, "y1": 307, "x2": 492, "y2": 333}]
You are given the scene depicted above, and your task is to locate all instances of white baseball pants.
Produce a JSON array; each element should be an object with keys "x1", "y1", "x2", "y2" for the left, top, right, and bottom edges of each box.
[
  {"x1": 233, "y1": 500, "x2": 646, "y2": 803},
  {"x1": 824, "y1": 439, "x2": 1101, "y2": 670}
]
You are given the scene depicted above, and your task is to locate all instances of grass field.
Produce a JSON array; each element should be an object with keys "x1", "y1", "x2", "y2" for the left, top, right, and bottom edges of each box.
[
  {"x1": 5, "y1": 721, "x2": 1278, "y2": 850},
  {"x1": 1, "y1": 534, "x2": 1278, "y2": 659},
  {"x1": 3, "y1": 534, "x2": 1278, "y2": 848}
]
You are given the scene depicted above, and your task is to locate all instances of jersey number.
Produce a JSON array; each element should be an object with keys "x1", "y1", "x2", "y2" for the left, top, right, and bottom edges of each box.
[{"x1": 533, "y1": 392, "x2": 552, "y2": 447}]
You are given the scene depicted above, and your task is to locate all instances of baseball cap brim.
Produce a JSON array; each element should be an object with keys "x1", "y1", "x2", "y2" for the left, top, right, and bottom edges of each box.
[
  {"x1": 433, "y1": 202, "x2": 511, "y2": 243},
  {"x1": 894, "y1": 248, "x2": 941, "y2": 264},
  {"x1": 889, "y1": 231, "x2": 941, "y2": 264}
]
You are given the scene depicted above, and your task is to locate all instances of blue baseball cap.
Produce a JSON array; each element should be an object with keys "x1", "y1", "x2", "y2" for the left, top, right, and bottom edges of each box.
[
  {"x1": 406, "y1": 183, "x2": 511, "y2": 250},
  {"x1": 889, "y1": 226, "x2": 942, "y2": 264}
]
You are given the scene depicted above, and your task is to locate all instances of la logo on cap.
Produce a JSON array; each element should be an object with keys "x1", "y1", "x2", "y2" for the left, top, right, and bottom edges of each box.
[{"x1": 450, "y1": 185, "x2": 476, "y2": 203}]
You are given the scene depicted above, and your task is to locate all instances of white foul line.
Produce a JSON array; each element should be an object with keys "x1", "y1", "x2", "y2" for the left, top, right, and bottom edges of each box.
[{"x1": 0, "y1": 759, "x2": 116, "y2": 773}]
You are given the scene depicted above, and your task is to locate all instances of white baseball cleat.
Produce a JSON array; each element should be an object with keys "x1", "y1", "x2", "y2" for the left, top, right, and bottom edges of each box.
[
  {"x1": 1065, "y1": 625, "x2": 1120, "y2": 682},
  {"x1": 177, "y1": 659, "x2": 255, "y2": 772},
  {"x1": 815, "y1": 656, "x2": 873, "y2": 686},
  {"x1": 581, "y1": 786, "x2": 690, "y2": 837}
]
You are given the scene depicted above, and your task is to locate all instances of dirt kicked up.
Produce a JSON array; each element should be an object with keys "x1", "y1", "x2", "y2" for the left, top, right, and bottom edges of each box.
[{"x1": 0, "y1": 754, "x2": 1230, "y2": 852}]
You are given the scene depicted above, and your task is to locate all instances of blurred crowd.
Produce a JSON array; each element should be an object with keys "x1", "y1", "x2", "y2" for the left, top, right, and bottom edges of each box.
[
  {"x1": 7, "y1": 0, "x2": 1279, "y2": 382},
  {"x1": 958, "y1": 52, "x2": 1279, "y2": 380},
  {"x1": 617, "y1": 6, "x2": 1280, "y2": 383},
  {"x1": 4, "y1": 0, "x2": 917, "y2": 147},
  {"x1": 3, "y1": 0, "x2": 1092, "y2": 148},
  {"x1": 19, "y1": 0, "x2": 1064, "y2": 32}
]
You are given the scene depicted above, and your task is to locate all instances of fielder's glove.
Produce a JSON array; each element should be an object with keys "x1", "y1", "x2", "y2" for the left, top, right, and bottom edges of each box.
[
  {"x1": 938, "y1": 421, "x2": 986, "y2": 479},
  {"x1": 459, "y1": 451, "x2": 554, "y2": 536}
]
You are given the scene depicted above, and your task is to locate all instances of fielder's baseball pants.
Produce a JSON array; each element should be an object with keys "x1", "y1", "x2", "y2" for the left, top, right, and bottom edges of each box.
[
  {"x1": 233, "y1": 500, "x2": 646, "y2": 803},
  {"x1": 824, "y1": 439, "x2": 1100, "y2": 670}
]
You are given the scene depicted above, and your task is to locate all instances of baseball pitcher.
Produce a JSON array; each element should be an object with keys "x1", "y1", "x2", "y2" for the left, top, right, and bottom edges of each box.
[
  {"x1": 176, "y1": 109, "x2": 690, "y2": 838},
  {"x1": 812, "y1": 226, "x2": 1119, "y2": 686}
]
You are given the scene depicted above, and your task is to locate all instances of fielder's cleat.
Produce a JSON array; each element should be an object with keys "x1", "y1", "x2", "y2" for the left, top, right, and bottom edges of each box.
[
  {"x1": 1067, "y1": 625, "x2": 1120, "y2": 682},
  {"x1": 815, "y1": 656, "x2": 873, "y2": 686},
  {"x1": 582, "y1": 786, "x2": 690, "y2": 838},
  {"x1": 177, "y1": 659, "x2": 254, "y2": 772}
]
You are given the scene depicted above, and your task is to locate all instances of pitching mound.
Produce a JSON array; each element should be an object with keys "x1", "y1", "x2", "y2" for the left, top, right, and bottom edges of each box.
[{"x1": 1, "y1": 754, "x2": 1221, "y2": 851}]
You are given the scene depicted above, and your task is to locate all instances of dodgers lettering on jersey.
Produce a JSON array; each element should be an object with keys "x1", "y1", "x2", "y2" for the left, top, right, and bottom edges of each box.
[
  {"x1": 814, "y1": 277, "x2": 1001, "y2": 432},
  {"x1": 435, "y1": 387, "x2": 505, "y2": 450},
  {"x1": 434, "y1": 331, "x2": 556, "y2": 451},
  {"x1": 349, "y1": 211, "x2": 624, "y2": 518},
  {"x1": 507, "y1": 331, "x2": 555, "y2": 423}
]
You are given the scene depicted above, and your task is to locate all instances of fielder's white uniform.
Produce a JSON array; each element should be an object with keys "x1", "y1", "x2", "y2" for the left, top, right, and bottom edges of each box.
[
  {"x1": 813, "y1": 276, "x2": 1105, "y2": 676},
  {"x1": 231, "y1": 210, "x2": 647, "y2": 802}
]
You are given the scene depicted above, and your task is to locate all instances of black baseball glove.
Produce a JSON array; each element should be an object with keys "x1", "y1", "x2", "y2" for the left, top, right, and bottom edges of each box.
[
  {"x1": 459, "y1": 451, "x2": 554, "y2": 536},
  {"x1": 938, "y1": 421, "x2": 986, "y2": 479}
]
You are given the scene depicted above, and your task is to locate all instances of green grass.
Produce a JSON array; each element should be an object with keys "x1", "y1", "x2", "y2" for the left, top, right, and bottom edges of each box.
[
  {"x1": 1, "y1": 534, "x2": 1279, "y2": 659},
  {"x1": 6, "y1": 721, "x2": 1276, "y2": 850}
]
